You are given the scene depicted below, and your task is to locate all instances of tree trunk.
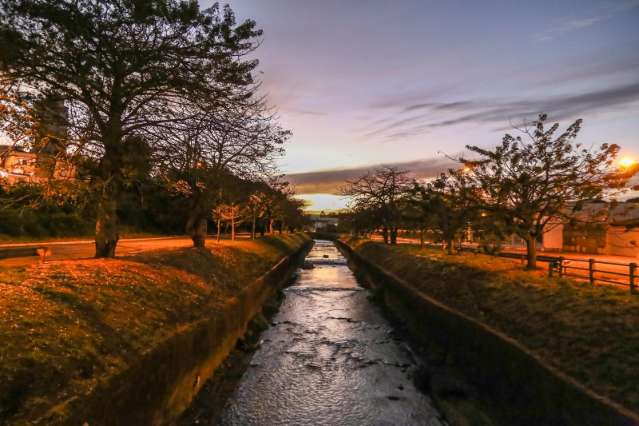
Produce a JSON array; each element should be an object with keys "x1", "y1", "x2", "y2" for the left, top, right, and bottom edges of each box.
[
  {"x1": 525, "y1": 236, "x2": 537, "y2": 269},
  {"x1": 187, "y1": 216, "x2": 207, "y2": 248},
  {"x1": 390, "y1": 226, "x2": 398, "y2": 244},
  {"x1": 446, "y1": 237, "x2": 454, "y2": 255},
  {"x1": 95, "y1": 190, "x2": 119, "y2": 258},
  {"x1": 231, "y1": 215, "x2": 236, "y2": 241},
  {"x1": 95, "y1": 99, "x2": 124, "y2": 258},
  {"x1": 216, "y1": 218, "x2": 221, "y2": 242},
  {"x1": 420, "y1": 228, "x2": 425, "y2": 248},
  {"x1": 251, "y1": 212, "x2": 256, "y2": 239},
  {"x1": 382, "y1": 225, "x2": 389, "y2": 244},
  {"x1": 269, "y1": 219, "x2": 274, "y2": 235}
]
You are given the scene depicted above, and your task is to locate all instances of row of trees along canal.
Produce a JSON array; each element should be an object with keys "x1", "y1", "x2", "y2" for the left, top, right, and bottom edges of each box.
[
  {"x1": 342, "y1": 114, "x2": 639, "y2": 269},
  {"x1": 0, "y1": 1, "x2": 306, "y2": 256}
]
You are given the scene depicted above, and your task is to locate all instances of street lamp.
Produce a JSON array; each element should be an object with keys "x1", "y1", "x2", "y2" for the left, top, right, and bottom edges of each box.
[{"x1": 619, "y1": 157, "x2": 636, "y2": 169}]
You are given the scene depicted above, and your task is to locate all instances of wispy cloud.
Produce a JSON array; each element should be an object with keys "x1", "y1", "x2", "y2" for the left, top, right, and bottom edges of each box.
[
  {"x1": 364, "y1": 80, "x2": 639, "y2": 141},
  {"x1": 286, "y1": 157, "x2": 457, "y2": 194},
  {"x1": 532, "y1": 0, "x2": 639, "y2": 42}
]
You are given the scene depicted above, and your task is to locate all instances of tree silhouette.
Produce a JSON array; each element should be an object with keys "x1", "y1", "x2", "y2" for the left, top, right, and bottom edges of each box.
[
  {"x1": 0, "y1": 0, "x2": 261, "y2": 256},
  {"x1": 463, "y1": 114, "x2": 634, "y2": 269}
]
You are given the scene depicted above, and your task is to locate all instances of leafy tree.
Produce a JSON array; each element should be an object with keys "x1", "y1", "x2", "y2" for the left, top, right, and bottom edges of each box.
[
  {"x1": 408, "y1": 169, "x2": 477, "y2": 254},
  {"x1": 0, "y1": 0, "x2": 261, "y2": 256},
  {"x1": 342, "y1": 167, "x2": 410, "y2": 244},
  {"x1": 463, "y1": 114, "x2": 634, "y2": 269}
]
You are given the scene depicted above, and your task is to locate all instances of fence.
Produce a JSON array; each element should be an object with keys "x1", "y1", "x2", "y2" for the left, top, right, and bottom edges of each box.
[
  {"x1": 420, "y1": 241, "x2": 637, "y2": 294},
  {"x1": 547, "y1": 256, "x2": 636, "y2": 293}
]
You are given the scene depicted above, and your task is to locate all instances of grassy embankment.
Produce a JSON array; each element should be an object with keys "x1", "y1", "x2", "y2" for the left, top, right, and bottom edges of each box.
[
  {"x1": 0, "y1": 233, "x2": 309, "y2": 424},
  {"x1": 349, "y1": 239, "x2": 639, "y2": 414}
]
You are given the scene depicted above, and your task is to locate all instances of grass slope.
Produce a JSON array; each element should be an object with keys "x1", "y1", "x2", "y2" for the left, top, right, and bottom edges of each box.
[
  {"x1": 350, "y1": 240, "x2": 639, "y2": 414},
  {"x1": 0, "y1": 234, "x2": 309, "y2": 424}
]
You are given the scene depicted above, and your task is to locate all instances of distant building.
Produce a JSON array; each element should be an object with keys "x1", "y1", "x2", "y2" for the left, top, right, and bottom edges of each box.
[
  {"x1": 512, "y1": 201, "x2": 639, "y2": 257},
  {"x1": 0, "y1": 144, "x2": 75, "y2": 185},
  {"x1": 0, "y1": 98, "x2": 75, "y2": 186},
  {"x1": 307, "y1": 213, "x2": 339, "y2": 232}
]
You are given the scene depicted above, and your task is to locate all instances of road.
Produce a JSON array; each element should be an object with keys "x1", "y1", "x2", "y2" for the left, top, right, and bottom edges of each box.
[{"x1": 0, "y1": 236, "x2": 198, "y2": 268}]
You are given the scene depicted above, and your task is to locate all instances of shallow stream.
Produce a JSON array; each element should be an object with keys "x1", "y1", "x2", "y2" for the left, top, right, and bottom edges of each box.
[{"x1": 202, "y1": 240, "x2": 444, "y2": 425}]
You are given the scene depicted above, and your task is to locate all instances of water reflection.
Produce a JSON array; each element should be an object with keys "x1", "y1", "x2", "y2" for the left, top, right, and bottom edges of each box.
[{"x1": 219, "y1": 240, "x2": 444, "y2": 426}]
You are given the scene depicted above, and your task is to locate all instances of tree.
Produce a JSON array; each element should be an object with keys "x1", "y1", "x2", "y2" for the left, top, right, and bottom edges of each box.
[
  {"x1": 0, "y1": 0, "x2": 261, "y2": 256},
  {"x1": 463, "y1": 114, "x2": 634, "y2": 269},
  {"x1": 342, "y1": 167, "x2": 410, "y2": 244},
  {"x1": 152, "y1": 101, "x2": 288, "y2": 247},
  {"x1": 247, "y1": 189, "x2": 268, "y2": 239},
  {"x1": 416, "y1": 169, "x2": 478, "y2": 254}
]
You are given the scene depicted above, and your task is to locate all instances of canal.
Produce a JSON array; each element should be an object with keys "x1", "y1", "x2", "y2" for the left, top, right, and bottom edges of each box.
[{"x1": 190, "y1": 239, "x2": 444, "y2": 425}]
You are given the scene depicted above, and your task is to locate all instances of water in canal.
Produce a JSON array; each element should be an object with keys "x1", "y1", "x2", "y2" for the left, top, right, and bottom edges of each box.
[{"x1": 218, "y1": 240, "x2": 444, "y2": 425}]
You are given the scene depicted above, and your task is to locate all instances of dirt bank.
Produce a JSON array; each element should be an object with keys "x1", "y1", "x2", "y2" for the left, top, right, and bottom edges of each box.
[{"x1": 0, "y1": 234, "x2": 310, "y2": 425}]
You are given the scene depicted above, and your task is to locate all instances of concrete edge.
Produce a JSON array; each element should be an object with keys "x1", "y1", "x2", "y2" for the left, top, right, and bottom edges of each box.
[{"x1": 336, "y1": 239, "x2": 639, "y2": 426}]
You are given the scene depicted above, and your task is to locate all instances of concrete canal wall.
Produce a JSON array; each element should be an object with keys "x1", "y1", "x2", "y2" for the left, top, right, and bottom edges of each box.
[
  {"x1": 336, "y1": 239, "x2": 639, "y2": 426},
  {"x1": 35, "y1": 238, "x2": 312, "y2": 426}
]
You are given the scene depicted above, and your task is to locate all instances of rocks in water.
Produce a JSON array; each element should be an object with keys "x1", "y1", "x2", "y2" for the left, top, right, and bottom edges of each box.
[{"x1": 301, "y1": 261, "x2": 315, "y2": 269}]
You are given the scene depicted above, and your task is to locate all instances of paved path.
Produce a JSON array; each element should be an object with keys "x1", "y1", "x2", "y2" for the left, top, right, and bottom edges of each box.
[{"x1": 0, "y1": 236, "x2": 196, "y2": 268}]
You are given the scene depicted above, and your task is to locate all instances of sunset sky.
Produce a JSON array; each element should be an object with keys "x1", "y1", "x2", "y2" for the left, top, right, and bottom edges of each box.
[{"x1": 212, "y1": 0, "x2": 639, "y2": 210}]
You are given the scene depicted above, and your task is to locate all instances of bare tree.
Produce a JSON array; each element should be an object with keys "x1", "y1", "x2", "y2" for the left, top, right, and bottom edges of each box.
[
  {"x1": 342, "y1": 167, "x2": 410, "y2": 244},
  {"x1": 152, "y1": 101, "x2": 289, "y2": 247}
]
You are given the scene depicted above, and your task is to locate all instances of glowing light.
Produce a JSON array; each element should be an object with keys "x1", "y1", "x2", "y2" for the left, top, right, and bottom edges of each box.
[{"x1": 620, "y1": 157, "x2": 636, "y2": 168}]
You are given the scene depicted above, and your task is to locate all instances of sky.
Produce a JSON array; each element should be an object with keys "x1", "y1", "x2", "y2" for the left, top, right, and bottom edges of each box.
[{"x1": 207, "y1": 0, "x2": 639, "y2": 210}]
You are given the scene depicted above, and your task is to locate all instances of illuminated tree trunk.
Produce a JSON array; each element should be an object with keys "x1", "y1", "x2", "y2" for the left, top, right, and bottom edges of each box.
[
  {"x1": 186, "y1": 213, "x2": 207, "y2": 248},
  {"x1": 382, "y1": 224, "x2": 389, "y2": 244},
  {"x1": 525, "y1": 235, "x2": 537, "y2": 269},
  {"x1": 95, "y1": 129, "x2": 121, "y2": 258},
  {"x1": 251, "y1": 212, "x2": 257, "y2": 239},
  {"x1": 419, "y1": 228, "x2": 425, "y2": 248},
  {"x1": 216, "y1": 217, "x2": 221, "y2": 242},
  {"x1": 95, "y1": 187, "x2": 119, "y2": 258},
  {"x1": 390, "y1": 226, "x2": 398, "y2": 245},
  {"x1": 446, "y1": 237, "x2": 454, "y2": 255},
  {"x1": 231, "y1": 214, "x2": 236, "y2": 241}
]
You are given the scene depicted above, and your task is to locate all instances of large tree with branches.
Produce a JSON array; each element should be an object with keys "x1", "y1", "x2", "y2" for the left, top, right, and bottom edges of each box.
[
  {"x1": 152, "y1": 101, "x2": 289, "y2": 247},
  {"x1": 342, "y1": 167, "x2": 410, "y2": 244},
  {"x1": 464, "y1": 114, "x2": 635, "y2": 269},
  {"x1": 0, "y1": 0, "x2": 261, "y2": 256}
]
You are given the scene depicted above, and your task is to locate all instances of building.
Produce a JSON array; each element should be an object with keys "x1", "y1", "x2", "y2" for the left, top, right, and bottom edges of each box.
[
  {"x1": 0, "y1": 98, "x2": 74, "y2": 185},
  {"x1": 528, "y1": 201, "x2": 639, "y2": 257},
  {"x1": 0, "y1": 144, "x2": 75, "y2": 185},
  {"x1": 307, "y1": 213, "x2": 339, "y2": 232}
]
